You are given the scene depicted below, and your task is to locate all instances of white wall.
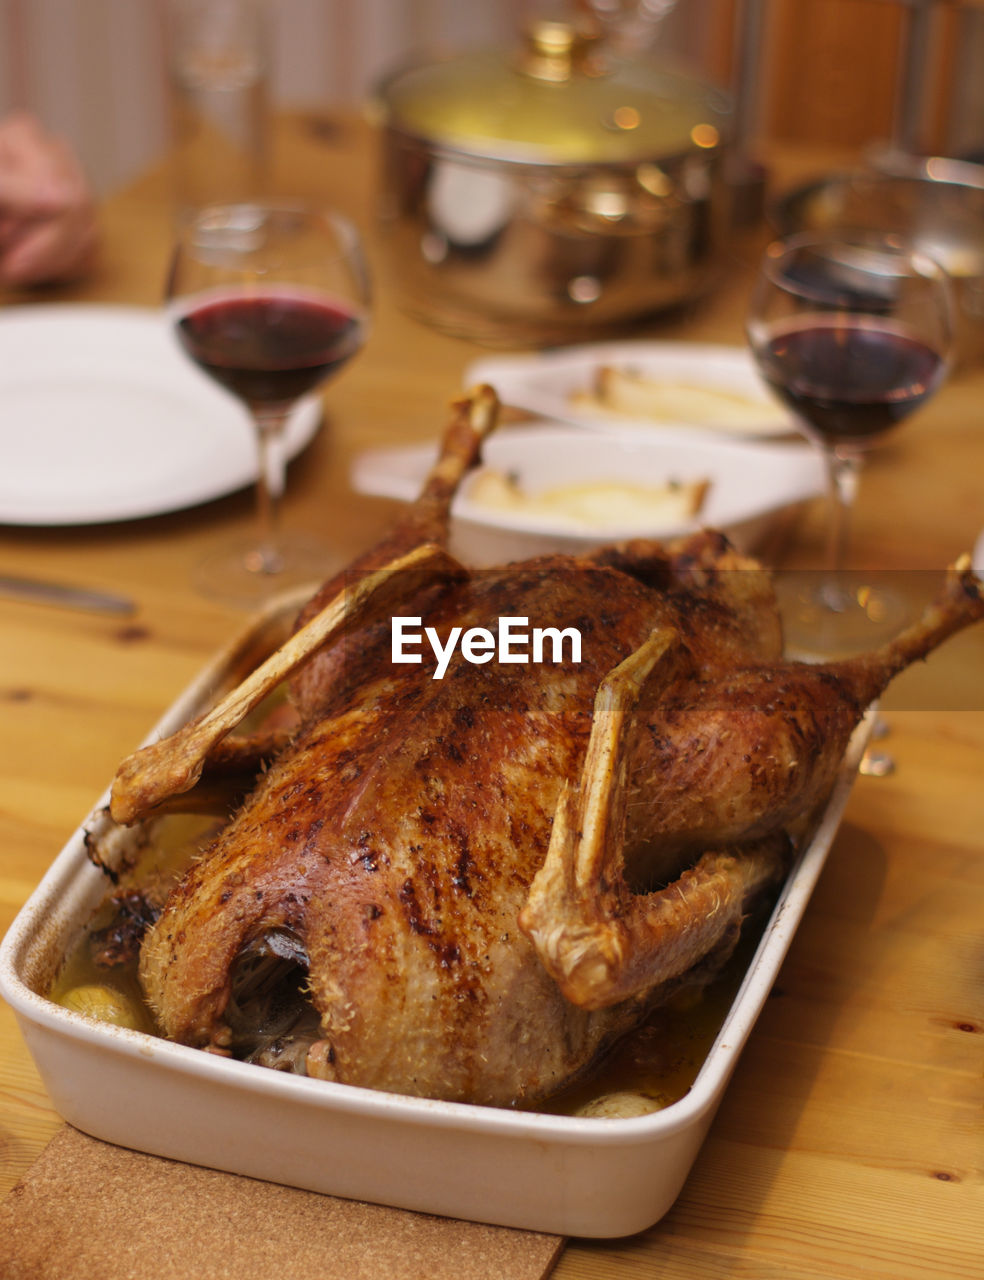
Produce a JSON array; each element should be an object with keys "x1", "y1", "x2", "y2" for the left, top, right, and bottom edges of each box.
[
  {"x1": 0, "y1": 0, "x2": 528, "y2": 193},
  {"x1": 0, "y1": 0, "x2": 170, "y2": 193}
]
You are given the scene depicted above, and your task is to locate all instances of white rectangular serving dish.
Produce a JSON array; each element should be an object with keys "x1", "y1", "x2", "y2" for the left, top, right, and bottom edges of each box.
[
  {"x1": 0, "y1": 598, "x2": 871, "y2": 1239},
  {"x1": 464, "y1": 341, "x2": 796, "y2": 440},
  {"x1": 352, "y1": 424, "x2": 824, "y2": 566}
]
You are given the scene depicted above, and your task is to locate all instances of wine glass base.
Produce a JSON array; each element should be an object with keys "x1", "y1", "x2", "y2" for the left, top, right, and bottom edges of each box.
[
  {"x1": 776, "y1": 571, "x2": 915, "y2": 660},
  {"x1": 193, "y1": 533, "x2": 338, "y2": 609}
]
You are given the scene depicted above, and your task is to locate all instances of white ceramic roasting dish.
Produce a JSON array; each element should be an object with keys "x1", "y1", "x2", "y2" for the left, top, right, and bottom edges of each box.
[{"x1": 0, "y1": 594, "x2": 872, "y2": 1239}]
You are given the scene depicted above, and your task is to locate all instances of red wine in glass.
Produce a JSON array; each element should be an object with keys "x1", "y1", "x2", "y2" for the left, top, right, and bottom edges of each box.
[
  {"x1": 176, "y1": 291, "x2": 366, "y2": 408},
  {"x1": 166, "y1": 202, "x2": 370, "y2": 607},
  {"x1": 747, "y1": 232, "x2": 953, "y2": 654},
  {"x1": 756, "y1": 316, "x2": 946, "y2": 448}
]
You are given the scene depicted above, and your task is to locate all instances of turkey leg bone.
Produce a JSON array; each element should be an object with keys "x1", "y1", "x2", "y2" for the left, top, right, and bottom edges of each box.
[
  {"x1": 293, "y1": 384, "x2": 499, "y2": 630},
  {"x1": 520, "y1": 627, "x2": 788, "y2": 1011},
  {"x1": 110, "y1": 542, "x2": 464, "y2": 825}
]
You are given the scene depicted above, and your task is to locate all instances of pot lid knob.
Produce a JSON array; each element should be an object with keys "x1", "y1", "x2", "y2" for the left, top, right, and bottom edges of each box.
[{"x1": 520, "y1": 18, "x2": 602, "y2": 83}]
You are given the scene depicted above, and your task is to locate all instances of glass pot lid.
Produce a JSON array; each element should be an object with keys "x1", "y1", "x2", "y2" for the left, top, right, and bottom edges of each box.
[{"x1": 377, "y1": 20, "x2": 733, "y2": 167}]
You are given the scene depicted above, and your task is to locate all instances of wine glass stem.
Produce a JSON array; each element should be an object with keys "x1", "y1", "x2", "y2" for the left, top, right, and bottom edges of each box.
[
  {"x1": 821, "y1": 445, "x2": 862, "y2": 609},
  {"x1": 248, "y1": 407, "x2": 289, "y2": 575}
]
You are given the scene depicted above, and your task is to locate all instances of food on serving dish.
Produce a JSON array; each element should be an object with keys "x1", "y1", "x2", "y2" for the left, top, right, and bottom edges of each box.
[
  {"x1": 63, "y1": 385, "x2": 983, "y2": 1112},
  {"x1": 571, "y1": 364, "x2": 790, "y2": 431},
  {"x1": 56, "y1": 982, "x2": 148, "y2": 1030},
  {"x1": 466, "y1": 467, "x2": 710, "y2": 529}
]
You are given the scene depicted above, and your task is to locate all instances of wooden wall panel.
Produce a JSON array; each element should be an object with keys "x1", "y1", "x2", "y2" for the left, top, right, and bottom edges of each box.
[{"x1": 761, "y1": 0, "x2": 905, "y2": 148}]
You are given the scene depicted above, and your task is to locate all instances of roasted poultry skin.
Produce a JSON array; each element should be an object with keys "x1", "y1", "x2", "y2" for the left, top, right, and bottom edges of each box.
[{"x1": 108, "y1": 387, "x2": 984, "y2": 1109}]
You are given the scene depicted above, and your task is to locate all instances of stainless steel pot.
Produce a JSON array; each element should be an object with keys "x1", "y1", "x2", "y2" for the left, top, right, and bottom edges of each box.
[{"x1": 373, "y1": 21, "x2": 733, "y2": 346}]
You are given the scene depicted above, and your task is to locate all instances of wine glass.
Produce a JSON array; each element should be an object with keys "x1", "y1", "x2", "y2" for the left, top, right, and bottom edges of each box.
[
  {"x1": 746, "y1": 230, "x2": 953, "y2": 653},
  {"x1": 166, "y1": 200, "x2": 370, "y2": 606}
]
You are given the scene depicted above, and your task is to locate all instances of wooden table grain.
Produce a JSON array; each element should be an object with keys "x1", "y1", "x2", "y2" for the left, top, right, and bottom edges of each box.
[{"x1": 1, "y1": 114, "x2": 983, "y2": 1278}]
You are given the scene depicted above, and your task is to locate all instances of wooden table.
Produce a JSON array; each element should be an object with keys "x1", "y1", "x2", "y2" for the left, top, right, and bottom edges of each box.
[{"x1": 1, "y1": 115, "x2": 982, "y2": 1278}]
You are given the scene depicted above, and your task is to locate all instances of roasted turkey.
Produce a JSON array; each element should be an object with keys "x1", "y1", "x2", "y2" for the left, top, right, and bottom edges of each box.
[{"x1": 106, "y1": 387, "x2": 984, "y2": 1108}]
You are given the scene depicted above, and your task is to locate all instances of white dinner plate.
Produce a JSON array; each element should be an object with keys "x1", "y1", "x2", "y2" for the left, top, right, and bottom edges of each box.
[
  {"x1": 465, "y1": 341, "x2": 797, "y2": 439},
  {"x1": 0, "y1": 304, "x2": 322, "y2": 526}
]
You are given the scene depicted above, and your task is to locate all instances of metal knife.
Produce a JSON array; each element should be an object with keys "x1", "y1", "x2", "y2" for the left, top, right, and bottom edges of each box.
[{"x1": 0, "y1": 574, "x2": 137, "y2": 617}]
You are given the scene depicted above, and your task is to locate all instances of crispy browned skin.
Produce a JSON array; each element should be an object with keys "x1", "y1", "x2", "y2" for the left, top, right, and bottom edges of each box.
[
  {"x1": 139, "y1": 547, "x2": 984, "y2": 1105},
  {"x1": 139, "y1": 554, "x2": 774, "y2": 1105},
  {"x1": 132, "y1": 389, "x2": 984, "y2": 1108},
  {"x1": 629, "y1": 559, "x2": 984, "y2": 860}
]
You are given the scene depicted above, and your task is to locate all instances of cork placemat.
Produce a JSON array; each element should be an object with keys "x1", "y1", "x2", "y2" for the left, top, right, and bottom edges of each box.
[{"x1": 0, "y1": 1126, "x2": 564, "y2": 1280}]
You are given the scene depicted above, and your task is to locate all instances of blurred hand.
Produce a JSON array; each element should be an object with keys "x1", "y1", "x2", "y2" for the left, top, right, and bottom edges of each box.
[{"x1": 0, "y1": 111, "x2": 98, "y2": 286}]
